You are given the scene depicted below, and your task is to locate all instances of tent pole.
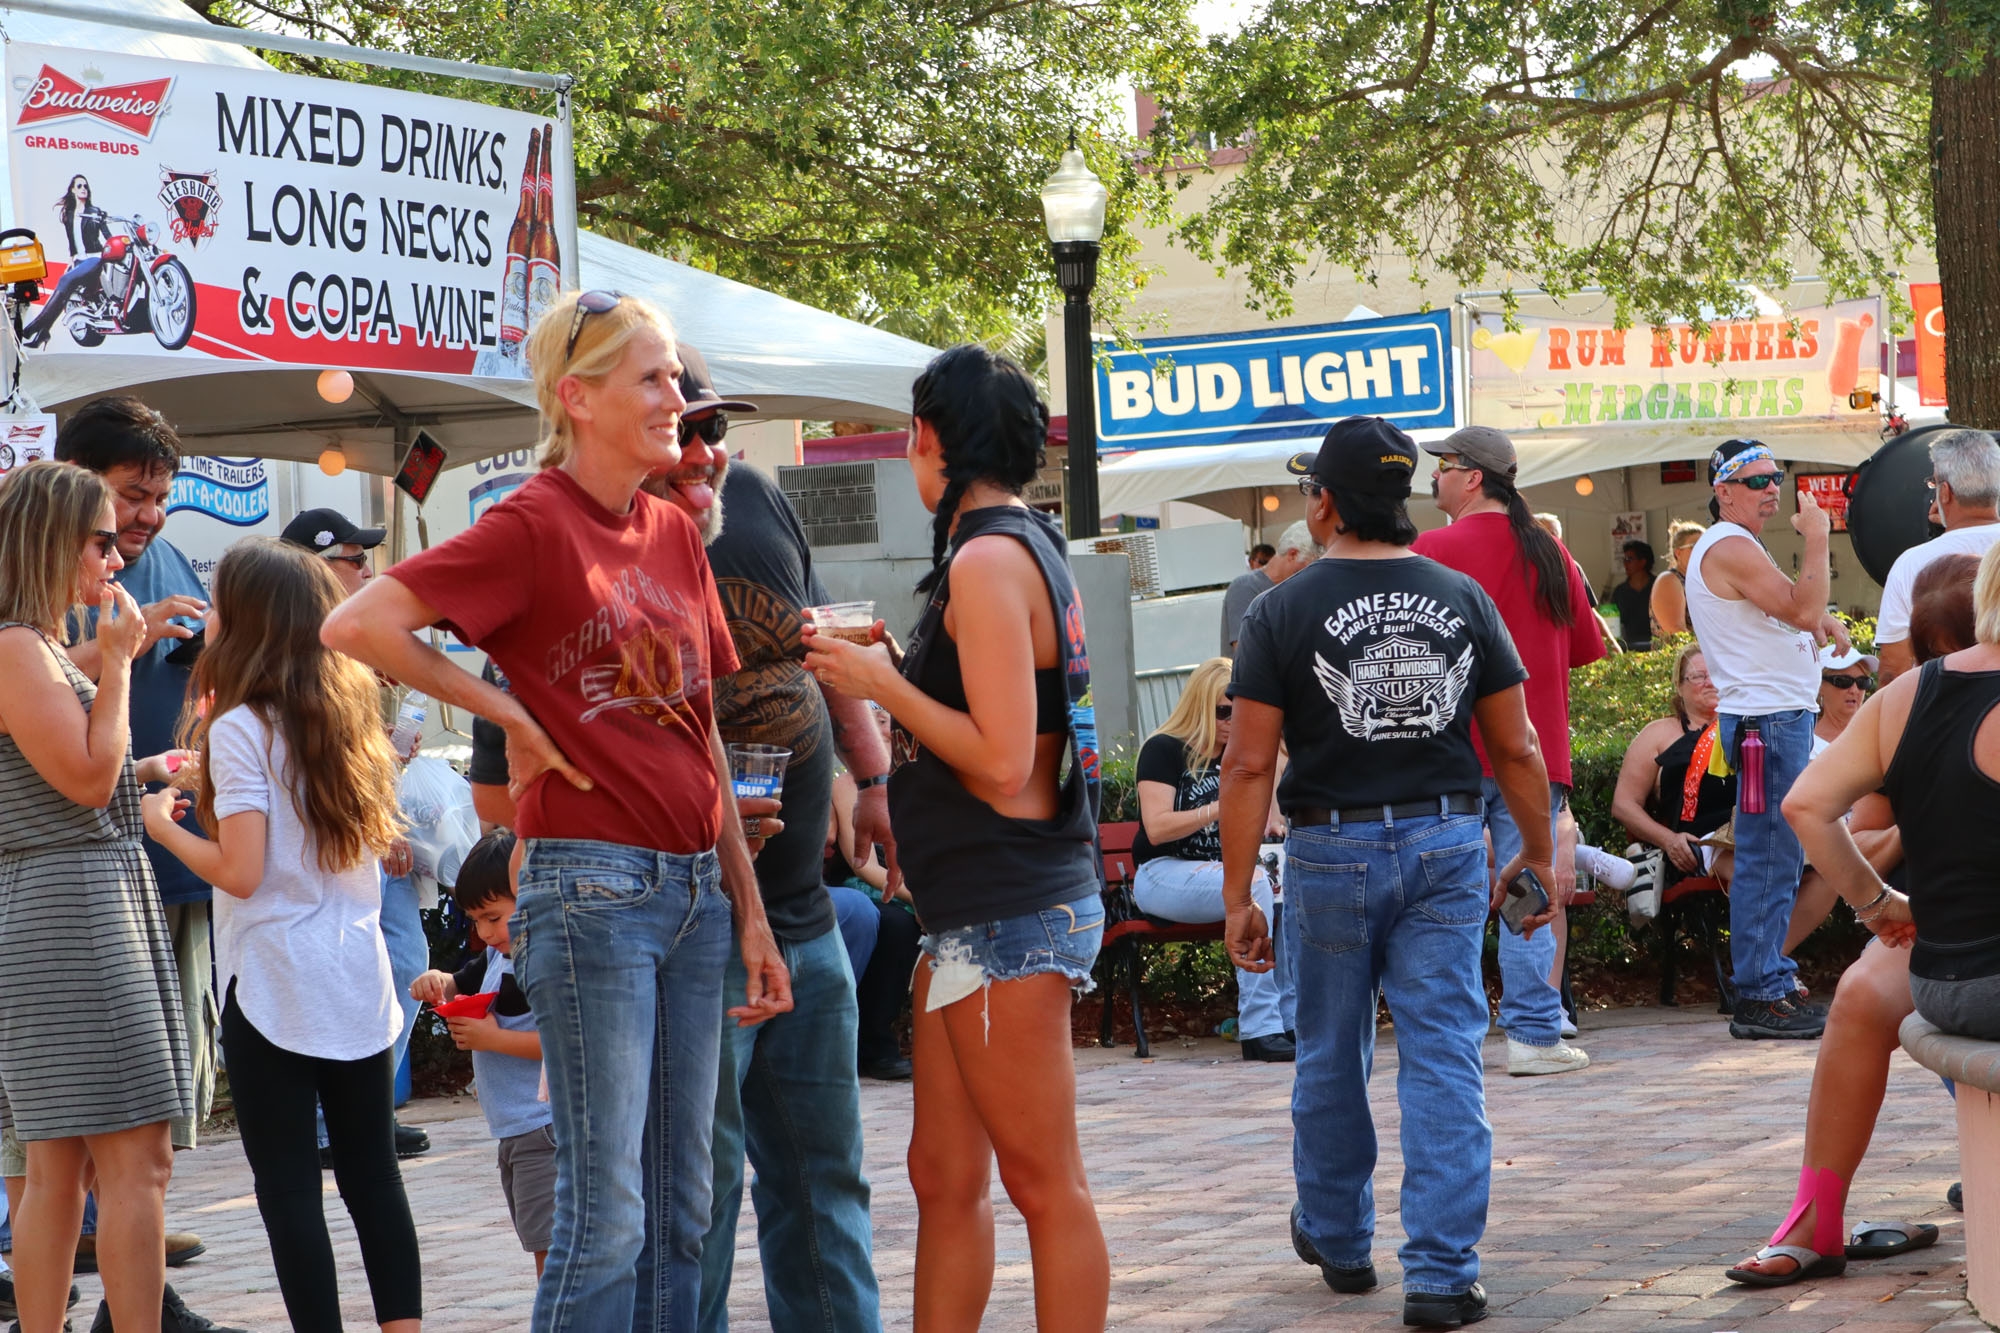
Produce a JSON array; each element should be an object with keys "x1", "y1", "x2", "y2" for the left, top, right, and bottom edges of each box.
[{"x1": 555, "y1": 91, "x2": 580, "y2": 291}]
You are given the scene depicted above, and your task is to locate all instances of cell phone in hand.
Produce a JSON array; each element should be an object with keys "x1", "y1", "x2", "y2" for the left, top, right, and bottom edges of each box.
[
  {"x1": 163, "y1": 628, "x2": 205, "y2": 666},
  {"x1": 1500, "y1": 867, "x2": 1551, "y2": 936}
]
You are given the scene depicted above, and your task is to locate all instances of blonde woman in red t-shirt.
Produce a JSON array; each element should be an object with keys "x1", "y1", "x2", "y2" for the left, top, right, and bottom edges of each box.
[{"x1": 323, "y1": 292, "x2": 791, "y2": 1333}]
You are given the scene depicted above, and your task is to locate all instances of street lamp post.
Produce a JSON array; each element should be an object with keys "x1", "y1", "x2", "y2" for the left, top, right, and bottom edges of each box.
[{"x1": 1041, "y1": 141, "x2": 1108, "y2": 541}]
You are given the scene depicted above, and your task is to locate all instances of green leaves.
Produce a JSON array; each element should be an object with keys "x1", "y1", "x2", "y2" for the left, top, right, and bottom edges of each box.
[{"x1": 1139, "y1": 0, "x2": 1942, "y2": 327}]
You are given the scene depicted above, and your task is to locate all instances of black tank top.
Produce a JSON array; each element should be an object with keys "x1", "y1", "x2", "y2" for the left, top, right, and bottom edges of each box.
[
  {"x1": 889, "y1": 505, "x2": 1101, "y2": 931},
  {"x1": 1655, "y1": 720, "x2": 1735, "y2": 837},
  {"x1": 1881, "y1": 658, "x2": 2000, "y2": 982}
]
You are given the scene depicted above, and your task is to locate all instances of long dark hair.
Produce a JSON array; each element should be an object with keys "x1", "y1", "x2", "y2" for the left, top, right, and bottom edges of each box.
[
  {"x1": 180, "y1": 540, "x2": 403, "y2": 872},
  {"x1": 54, "y1": 174, "x2": 87, "y2": 227},
  {"x1": 911, "y1": 343, "x2": 1049, "y2": 594},
  {"x1": 1478, "y1": 472, "x2": 1574, "y2": 626}
]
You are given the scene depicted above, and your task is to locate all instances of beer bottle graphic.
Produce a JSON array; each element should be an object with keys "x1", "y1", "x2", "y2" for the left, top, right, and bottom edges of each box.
[
  {"x1": 527, "y1": 123, "x2": 559, "y2": 332},
  {"x1": 498, "y1": 127, "x2": 539, "y2": 365}
]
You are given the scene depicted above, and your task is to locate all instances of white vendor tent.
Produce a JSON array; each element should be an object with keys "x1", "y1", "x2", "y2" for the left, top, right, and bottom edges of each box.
[{"x1": 2, "y1": 0, "x2": 936, "y2": 472}]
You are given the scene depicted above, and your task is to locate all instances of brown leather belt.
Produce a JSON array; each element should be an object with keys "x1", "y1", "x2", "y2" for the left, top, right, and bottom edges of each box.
[{"x1": 1286, "y1": 792, "x2": 1483, "y2": 828}]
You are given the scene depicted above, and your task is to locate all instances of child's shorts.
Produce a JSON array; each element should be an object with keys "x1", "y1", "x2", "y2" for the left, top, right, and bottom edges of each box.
[{"x1": 498, "y1": 1123, "x2": 557, "y2": 1253}]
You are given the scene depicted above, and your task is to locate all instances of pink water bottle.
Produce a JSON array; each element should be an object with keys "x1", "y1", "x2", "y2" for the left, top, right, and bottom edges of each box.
[{"x1": 1739, "y1": 718, "x2": 1767, "y2": 814}]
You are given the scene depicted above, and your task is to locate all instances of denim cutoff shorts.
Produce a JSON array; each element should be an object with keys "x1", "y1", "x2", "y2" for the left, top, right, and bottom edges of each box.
[{"x1": 919, "y1": 894, "x2": 1104, "y2": 1011}]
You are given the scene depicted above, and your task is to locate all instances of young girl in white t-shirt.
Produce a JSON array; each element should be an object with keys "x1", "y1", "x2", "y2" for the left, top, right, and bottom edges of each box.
[{"x1": 142, "y1": 538, "x2": 422, "y2": 1333}]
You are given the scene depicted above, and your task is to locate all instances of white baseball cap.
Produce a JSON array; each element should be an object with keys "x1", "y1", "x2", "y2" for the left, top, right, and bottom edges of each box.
[{"x1": 1817, "y1": 645, "x2": 1880, "y2": 675}]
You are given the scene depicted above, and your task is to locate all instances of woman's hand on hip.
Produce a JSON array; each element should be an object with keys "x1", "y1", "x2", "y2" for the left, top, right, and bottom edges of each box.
[{"x1": 503, "y1": 714, "x2": 593, "y2": 803}]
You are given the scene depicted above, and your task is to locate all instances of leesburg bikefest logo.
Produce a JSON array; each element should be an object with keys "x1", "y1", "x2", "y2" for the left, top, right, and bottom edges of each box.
[
  {"x1": 16, "y1": 64, "x2": 174, "y2": 139},
  {"x1": 158, "y1": 168, "x2": 222, "y2": 247}
]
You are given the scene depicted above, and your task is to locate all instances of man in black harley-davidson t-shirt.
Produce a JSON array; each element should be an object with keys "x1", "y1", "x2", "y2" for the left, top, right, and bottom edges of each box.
[{"x1": 1219, "y1": 415, "x2": 1557, "y2": 1328}]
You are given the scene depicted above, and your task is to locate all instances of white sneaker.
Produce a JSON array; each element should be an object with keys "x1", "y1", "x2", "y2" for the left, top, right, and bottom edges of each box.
[
  {"x1": 1507, "y1": 1037, "x2": 1591, "y2": 1077},
  {"x1": 1575, "y1": 843, "x2": 1637, "y2": 891}
]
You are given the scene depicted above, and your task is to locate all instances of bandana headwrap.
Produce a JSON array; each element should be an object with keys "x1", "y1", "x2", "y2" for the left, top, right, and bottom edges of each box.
[{"x1": 1711, "y1": 442, "x2": 1777, "y2": 485}]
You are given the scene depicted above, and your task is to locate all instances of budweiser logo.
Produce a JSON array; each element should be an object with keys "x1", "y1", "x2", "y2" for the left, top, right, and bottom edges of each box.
[{"x1": 17, "y1": 66, "x2": 173, "y2": 138}]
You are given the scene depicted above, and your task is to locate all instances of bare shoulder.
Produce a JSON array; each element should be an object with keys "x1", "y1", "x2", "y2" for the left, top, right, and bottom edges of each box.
[
  {"x1": 0, "y1": 624, "x2": 58, "y2": 668},
  {"x1": 1631, "y1": 716, "x2": 1683, "y2": 754},
  {"x1": 947, "y1": 531, "x2": 1039, "y2": 596}
]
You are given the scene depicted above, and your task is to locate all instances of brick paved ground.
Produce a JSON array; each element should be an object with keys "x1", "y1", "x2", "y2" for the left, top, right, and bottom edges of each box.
[{"x1": 66, "y1": 1005, "x2": 1980, "y2": 1332}]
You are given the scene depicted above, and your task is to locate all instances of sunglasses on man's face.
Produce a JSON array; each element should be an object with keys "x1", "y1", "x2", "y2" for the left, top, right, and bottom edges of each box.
[
  {"x1": 680, "y1": 412, "x2": 728, "y2": 448},
  {"x1": 1725, "y1": 472, "x2": 1785, "y2": 491},
  {"x1": 564, "y1": 289, "x2": 624, "y2": 364},
  {"x1": 1822, "y1": 672, "x2": 1871, "y2": 692}
]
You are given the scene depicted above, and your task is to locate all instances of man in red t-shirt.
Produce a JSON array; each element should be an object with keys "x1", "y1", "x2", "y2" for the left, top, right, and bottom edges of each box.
[
  {"x1": 323, "y1": 293, "x2": 790, "y2": 1332},
  {"x1": 1413, "y1": 425, "x2": 1605, "y2": 1077}
]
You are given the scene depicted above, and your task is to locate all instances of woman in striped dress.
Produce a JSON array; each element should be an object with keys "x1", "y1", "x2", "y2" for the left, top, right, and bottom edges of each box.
[{"x1": 0, "y1": 460, "x2": 193, "y2": 1333}]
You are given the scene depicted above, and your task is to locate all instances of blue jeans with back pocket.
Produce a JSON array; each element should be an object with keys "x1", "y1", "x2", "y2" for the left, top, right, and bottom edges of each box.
[
  {"x1": 1285, "y1": 811, "x2": 1492, "y2": 1296},
  {"x1": 513, "y1": 838, "x2": 733, "y2": 1333}
]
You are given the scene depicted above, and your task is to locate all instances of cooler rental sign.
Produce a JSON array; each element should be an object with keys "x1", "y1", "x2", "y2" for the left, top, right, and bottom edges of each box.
[
  {"x1": 5, "y1": 43, "x2": 570, "y2": 379},
  {"x1": 1092, "y1": 310, "x2": 1455, "y2": 451},
  {"x1": 1467, "y1": 299, "x2": 1884, "y2": 433}
]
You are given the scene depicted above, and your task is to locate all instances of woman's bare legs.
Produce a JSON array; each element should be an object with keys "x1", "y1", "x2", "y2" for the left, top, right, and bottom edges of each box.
[
  {"x1": 907, "y1": 964, "x2": 1108, "y2": 1332},
  {"x1": 1731, "y1": 941, "x2": 1913, "y2": 1278},
  {"x1": 14, "y1": 1138, "x2": 91, "y2": 1333},
  {"x1": 1785, "y1": 870, "x2": 1841, "y2": 955},
  {"x1": 84, "y1": 1123, "x2": 172, "y2": 1333}
]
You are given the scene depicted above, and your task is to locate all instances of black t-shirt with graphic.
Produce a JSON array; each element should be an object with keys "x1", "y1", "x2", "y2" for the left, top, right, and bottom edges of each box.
[
  {"x1": 1230, "y1": 556, "x2": 1527, "y2": 811},
  {"x1": 1130, "y1": 732, "x2": 1220, "y2": 865}
]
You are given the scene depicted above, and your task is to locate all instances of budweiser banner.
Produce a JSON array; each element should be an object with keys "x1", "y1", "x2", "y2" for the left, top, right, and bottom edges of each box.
[
  {"x1": 1466, "y1": 299, "x2": 1884, "y2": 434},
  {"x1": 5, "y1": 43, "x2": 571, "y2": 380}
]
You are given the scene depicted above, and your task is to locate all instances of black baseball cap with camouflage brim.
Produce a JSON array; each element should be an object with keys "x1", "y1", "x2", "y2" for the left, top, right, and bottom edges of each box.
[
  {"x1": 1287, "y1": 416, "x2": 1419, "y2": 498},
  {"x1": 1420, "y1": 424, "x2": 1518, "y2": 480}
]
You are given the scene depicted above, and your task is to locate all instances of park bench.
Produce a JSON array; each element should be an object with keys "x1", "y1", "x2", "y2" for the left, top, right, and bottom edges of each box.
[
  {"x1": 1897, "y1": 1013, "x2": 2000, "y2": 1322},
  {"x1": 1655, "y1": 874, "x2": 1733, "y2": 1011},
  {"x1": 1095, "y1": 820, "x2": 1224, "y2": 1058}
]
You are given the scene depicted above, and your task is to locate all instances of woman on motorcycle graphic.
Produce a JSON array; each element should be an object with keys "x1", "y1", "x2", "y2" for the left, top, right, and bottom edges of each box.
[{"x1": 21, "y1": 175, "x2": 108, "y2": 349}]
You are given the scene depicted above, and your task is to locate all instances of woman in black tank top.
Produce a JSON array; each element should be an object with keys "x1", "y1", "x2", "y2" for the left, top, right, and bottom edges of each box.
[{"x1": 806, "y1": 344, "x2": 1108, "y2": 1330}]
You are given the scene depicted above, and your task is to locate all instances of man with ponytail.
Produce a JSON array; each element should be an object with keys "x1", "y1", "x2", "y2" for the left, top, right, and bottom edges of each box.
[
  {"x1": 1686, "y1": 438, "x2": 1849, "y2": 1040},
  {"x1": 1413, "y1": 426, "x2": 1605, "y2": 1077}
]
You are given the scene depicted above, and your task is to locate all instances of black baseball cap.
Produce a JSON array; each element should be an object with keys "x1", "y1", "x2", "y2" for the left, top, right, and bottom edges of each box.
[
  {"x1": 280, "y1": 508, "x2": 385, "y2": 554},
  {"x1": 1287, "y1": 417, "x2": 1419, "y2": 498},
  {"x1": 676, "y1": 343, "x2": 758, "y2": 419}
]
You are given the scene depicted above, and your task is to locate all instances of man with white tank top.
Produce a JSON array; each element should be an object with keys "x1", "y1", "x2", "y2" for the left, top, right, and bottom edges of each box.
[{"x1": 1686, "y1": 438, "x2": 1851, "y2": 1040}]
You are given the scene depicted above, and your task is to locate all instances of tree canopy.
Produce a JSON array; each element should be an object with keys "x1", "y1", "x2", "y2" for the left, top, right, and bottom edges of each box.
[
  {"x1": 1139, "y1": 1, "x2": 1999, "y2": 330},
  {"x1": 189, "y1": 0, "x2": 1191, "y2": 351}
]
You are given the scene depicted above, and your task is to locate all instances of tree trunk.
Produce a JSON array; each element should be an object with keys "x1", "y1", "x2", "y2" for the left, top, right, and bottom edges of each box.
[{"x1": 1932, "y1": 7, "x2": 2000, "y2": 428}]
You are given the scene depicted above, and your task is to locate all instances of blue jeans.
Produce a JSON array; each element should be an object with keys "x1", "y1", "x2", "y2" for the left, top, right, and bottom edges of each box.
[
  {"x1": 514, "y1": 839, "x2": 733, "y2": 1333},
  {"x1": 698, "y1": 924, "x2": 879, "y2": 1333},
  {"x1": 1133, "y1": 858, "x2": 1296, "y2": 1040},
  {"x1": 1718, "y1": 711, "x2": 1814, "y2": 1002},
  {"x1": 1479, "y1": 778, "x2": 1563, "y2": 1047},
  {"x1": 827, "y1": 884, "x2": 881, "y2": 981},
  {"x1": 1287, "y1": 811, "x2": 1491, "y2": 1296}
]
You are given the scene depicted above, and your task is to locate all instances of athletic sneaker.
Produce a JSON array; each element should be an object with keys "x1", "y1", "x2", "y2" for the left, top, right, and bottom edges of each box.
[
  {"x1": 1574, "y1": 843, "x2": 1637, "y2": 890},
  {"x1": 1506, "y1": 1038, "x2": 1590, "y2": 1076},
  {"x1": 1729, "y1": 996, "x2": 1826, "y2": 1040}
]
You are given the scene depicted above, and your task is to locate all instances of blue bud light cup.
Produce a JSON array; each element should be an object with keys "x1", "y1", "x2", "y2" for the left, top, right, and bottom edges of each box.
[{"x1": 728, "y1": 744, "x2": 791, "y2": 801}]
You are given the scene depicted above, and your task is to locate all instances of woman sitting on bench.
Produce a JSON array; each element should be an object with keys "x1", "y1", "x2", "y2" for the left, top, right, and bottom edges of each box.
[
  {"x1": 1724, "y1": 552, "x2": 1981, "y2": 1288},
  {"x1": 1610, "y1": 642, "x2": 1736, "y2": 884},
  {"x1": 1131, "y1": 658, "x2": 1296, "y2": 1062}
]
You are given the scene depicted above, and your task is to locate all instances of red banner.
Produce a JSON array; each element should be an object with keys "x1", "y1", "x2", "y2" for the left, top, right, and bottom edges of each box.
[
  {"x1": 1796, "y1": 472, "x2": 1852, "y2": 533},
  {"x1": 1912, "y1": 282, "x2": 1946, "y2": 407}
]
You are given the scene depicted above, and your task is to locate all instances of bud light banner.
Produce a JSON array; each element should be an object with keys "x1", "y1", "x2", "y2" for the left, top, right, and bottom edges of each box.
[
  {"x1": 1466, "y1": 299, "x2": 1884, "y2": 434},
  {"x1": 5, "y1": 42, "x2": 571, "y2": 381},
  {"x1": 1093, "y1": 310, "x2": 1454, "y2": 451}
]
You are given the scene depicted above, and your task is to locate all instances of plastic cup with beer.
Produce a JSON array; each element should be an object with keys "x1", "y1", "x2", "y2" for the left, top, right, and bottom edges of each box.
[
  {"x1": 728, "y1": 744, "x2": 791, "y2": 801},
  {"x1": 806, "y1": 600, "x2": 876, "y2": 646}
]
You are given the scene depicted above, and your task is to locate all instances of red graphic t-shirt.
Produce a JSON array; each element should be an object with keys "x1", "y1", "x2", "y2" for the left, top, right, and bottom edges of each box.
[
  {"x1": 390, "y1": 467, "x2": 740, "y2": 854},
  {"x1": 1411, "y1": 512, "x2": 1606, "y2": 785}
]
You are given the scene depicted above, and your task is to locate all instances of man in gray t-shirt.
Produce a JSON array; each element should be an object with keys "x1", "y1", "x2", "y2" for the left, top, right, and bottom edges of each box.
[{"x1": 1221, "y1": 520, "x2": 1322, "y2": 654}]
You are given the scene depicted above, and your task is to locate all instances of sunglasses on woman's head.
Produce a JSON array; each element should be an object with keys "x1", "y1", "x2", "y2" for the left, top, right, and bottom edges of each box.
[
  {"x1": 1214, "y1": 703, "x2": 1233, "y2": 721},
  {"x1": 680, "y1": 412, "x2": 728, "y2": 448},
  {"x1": 1725, "y1": 472, "x2": 1784, "y2": 491},
  {"x1": 564, "y1": 289, "x2": 624, "y2": 364},
  {"x1": 1823, "y1": 672, "x2": 1870, "y2": 691}
]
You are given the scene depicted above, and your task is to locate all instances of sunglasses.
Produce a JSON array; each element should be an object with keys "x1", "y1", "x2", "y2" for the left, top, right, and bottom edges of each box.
[
  {"x1": 564, "y1": 289, "x2": 624, "y2": 364},
  {"x1": 323, "y1": 552, "x2": 369, "y2": 569},
  {"x1": 1725, "y1": 472, "x2": 1785, "y2": 491},
  {"x1": 91, "y1": 528, "x2": 117, "y2": 553},
  {"x1": 1214, "y1": 703, "x2": 1233, "y2": 721},
  {"x1": 1296, "y1": 477, "x2": 1324, "y2": 497},
  {"x1": 680, "y1": 412, "x2": 728, "y2": 448},
  {"x1": 1432, "y1": 459, "x2": 1478, "y2": 474},
  {"x1": 1822, "y1": 672, "x2": 1871, "y2": 691}
]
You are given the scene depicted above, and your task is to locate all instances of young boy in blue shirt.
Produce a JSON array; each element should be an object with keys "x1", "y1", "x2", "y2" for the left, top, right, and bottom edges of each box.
[{"x1": 410, "y1": 831, "x2": 554, "y2": 1274}]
